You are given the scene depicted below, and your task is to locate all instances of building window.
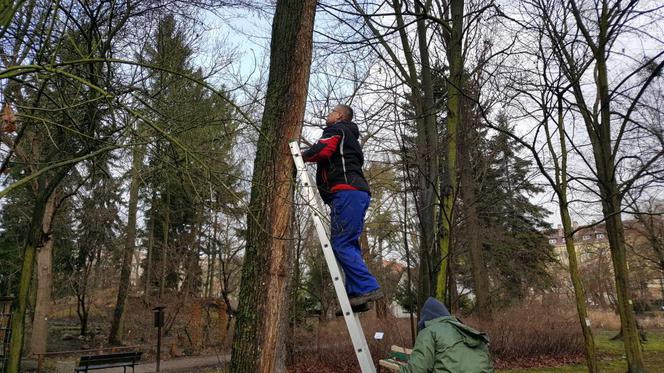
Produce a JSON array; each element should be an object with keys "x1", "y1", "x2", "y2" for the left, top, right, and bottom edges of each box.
[
  {"x1": 583, "y1": 235, "x2": 591, "y2": 241},
  {"x1": 596, "y1": 233, "x2": 604, "y2": 239},
  {"x1": 549, "y1": 239, "x2": 557, "y2": 245}
]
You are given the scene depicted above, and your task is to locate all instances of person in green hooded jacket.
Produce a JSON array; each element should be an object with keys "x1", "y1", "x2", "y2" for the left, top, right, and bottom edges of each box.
[{"x1": 399, "y1": 297, "x2": 494, "y2": 373}]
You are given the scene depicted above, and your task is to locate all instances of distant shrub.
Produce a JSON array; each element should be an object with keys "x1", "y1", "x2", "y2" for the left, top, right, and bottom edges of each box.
[
  {"x1": 290, "y1": 301, "x2": 586, "y2": 371},
  {"x1": 290, "y1": 313, "x2": 413, "y2": 372},
  {"x1": 589, "y1": 308, "x2": 621, "y2": 329},
  {"x1": 469, "y1": 301, "x2": 584, "y2": 368}
]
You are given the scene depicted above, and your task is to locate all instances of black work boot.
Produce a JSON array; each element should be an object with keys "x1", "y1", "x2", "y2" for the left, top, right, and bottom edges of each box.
[
  {"x1": 335, "y1": 302, "x2": 372, "y2": 317},
  {"x1": 349, "y1": 289, "x2": 384, "y2": 306}
]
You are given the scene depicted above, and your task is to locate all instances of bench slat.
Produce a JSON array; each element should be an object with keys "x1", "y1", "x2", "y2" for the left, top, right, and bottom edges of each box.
[
  {"x1": 80, "y1": 357, "x2": 135, "y2": 366},
  {"x1": 79, "y1": 352, "x2": 141, "y2": 362},
  {"x1": 75, "y1": 362, "x2": 134, "y2": 371},
  {"x1": 77, "y1": 351, "x2": 142, "y2": 369}
]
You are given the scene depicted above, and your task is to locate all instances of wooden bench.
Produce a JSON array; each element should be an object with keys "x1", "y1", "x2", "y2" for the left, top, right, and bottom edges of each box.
[
  {"x1": 74, "y1": 351, "x2": 142, "y2": 373},
  {"x1": 378, "y1": 345, "x2": 411, "y2": 372}
]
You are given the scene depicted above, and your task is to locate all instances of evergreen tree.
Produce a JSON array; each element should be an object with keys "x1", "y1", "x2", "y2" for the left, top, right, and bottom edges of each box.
[
  {"x1": 138, "y1": 15, "x2": 242, "y2": 297},
  {"x1": 476, "y1": 114, "x2": 555, "y2": 304}
]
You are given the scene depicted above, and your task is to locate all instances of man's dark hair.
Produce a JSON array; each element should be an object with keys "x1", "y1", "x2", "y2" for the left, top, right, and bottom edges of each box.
[{"x1": 337, "y1": 104, "x2": 354, "y2": 121}]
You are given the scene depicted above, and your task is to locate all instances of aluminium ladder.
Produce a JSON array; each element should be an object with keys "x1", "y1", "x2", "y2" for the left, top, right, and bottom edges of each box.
[{"x1": 289, "y1": 141, "x2": 376, "y2": 373}]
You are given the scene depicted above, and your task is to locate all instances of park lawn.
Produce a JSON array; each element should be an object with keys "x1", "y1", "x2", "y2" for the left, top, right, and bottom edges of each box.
[{"x1": 501, "y1": 329, "x2": 664, "y2": 373}]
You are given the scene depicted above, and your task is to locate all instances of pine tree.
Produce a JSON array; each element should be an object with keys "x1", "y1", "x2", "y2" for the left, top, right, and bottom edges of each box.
[
  {"x1": 138, "y1": 15, "x2": 242, "y2": 301},
  {"x1": 475, "y1": 114, "x2": 555, "y2": 304}
]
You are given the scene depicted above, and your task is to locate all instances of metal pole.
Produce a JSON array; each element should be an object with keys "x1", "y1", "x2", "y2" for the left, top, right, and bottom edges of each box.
[
  {"x1": 153, "y1": 305, "x2": 165, "y2": 373},
  {"x1": 156, "y1": 325, "x2": 161, "y2": 372}
]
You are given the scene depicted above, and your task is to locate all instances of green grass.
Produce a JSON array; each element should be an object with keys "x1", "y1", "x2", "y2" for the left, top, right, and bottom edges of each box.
[{"x1": 501, "y1": 330, "x2": 664, "y2": 373}]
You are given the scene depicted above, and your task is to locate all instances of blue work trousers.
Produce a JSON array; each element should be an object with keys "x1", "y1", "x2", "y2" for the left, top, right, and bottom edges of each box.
[{"x1": 328, "y1": 190, "x2": 380, "y2": 297}]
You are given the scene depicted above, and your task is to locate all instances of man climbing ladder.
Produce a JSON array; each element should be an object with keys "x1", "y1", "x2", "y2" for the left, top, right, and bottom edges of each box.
[
  {"x1": 290, "y1": 140, "x2": 376, "y2": 373},
  {"x1": 301, "y1": 104, "x2": 383, "y2": 310}
]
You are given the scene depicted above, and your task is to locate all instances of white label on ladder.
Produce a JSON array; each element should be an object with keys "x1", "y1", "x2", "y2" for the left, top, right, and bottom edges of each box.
[{"x1": 289, "y1": 141, "x2": 376, "y2": 373}]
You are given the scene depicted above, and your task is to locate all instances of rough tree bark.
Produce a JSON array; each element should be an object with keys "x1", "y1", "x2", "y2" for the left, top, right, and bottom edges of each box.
[
  {"x1": 8, "y1": 200, "x2": 47, "y2": 373},
  {"x1": 28, "y1": 192, "x2": 57, "y2": 356},
  {"x1": 229, "y1": 1, "x2": 316, "y2": 372},
  {"x1": 8, "y1": 173, "x2": 66, "y2": 373}
]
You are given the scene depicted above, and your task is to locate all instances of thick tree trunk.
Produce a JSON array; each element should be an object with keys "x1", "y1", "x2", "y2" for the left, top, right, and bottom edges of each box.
[
  {"x1": 7, "y1": 161, "x2": 69, "y2": 373},
  {"x1": 109, "y1": 142, "x2": 144, "y2": 344},
  {"x1": 7, "y1": 194, "x2": 49, "y2": 373},
  {"x1": 437, "y1": 0, "x2": 463, "y2": 301},
  {"x1": 229, "y1": 1, "x2": 316, "y2": 372},
  {"x1": 287, "y1": 207, "x2": 301, "y2": 366},
  {"x1": 602, "y1": 189, "x2": 645, "y2": 372},
  {"x1": 593, "y1": 38, "x2": 644, "y2": 373},
  {"x1": 28, "y1": 193, "x2": 57, "y2": 356}
]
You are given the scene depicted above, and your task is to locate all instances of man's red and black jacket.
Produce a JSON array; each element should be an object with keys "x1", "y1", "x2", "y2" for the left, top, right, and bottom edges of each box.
[{"x1": 302, "y1": 120, "x2": 371, "y2": 204}]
